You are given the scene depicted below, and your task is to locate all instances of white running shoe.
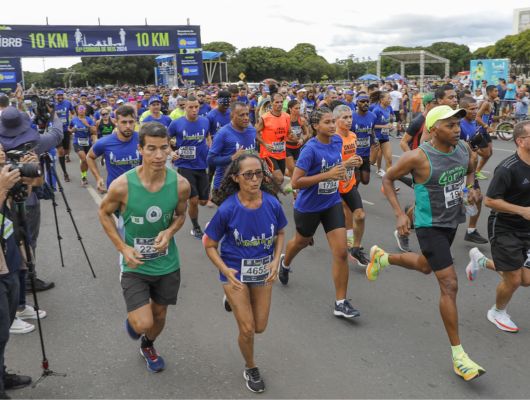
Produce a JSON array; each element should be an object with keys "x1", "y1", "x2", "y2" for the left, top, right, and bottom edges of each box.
[
  {"x1": 466, "y1": 247, "x2": 485, "y2": 282},
  {"x1": 16, "y1": 304, "x2": 47, "y2": 320},
  {"x1": 487, "y1": 306, "x2": 519, "y2": 333},
  {"x1": 9, "y1": 317, "x2": 35, "y2": 334},
  {"x1": 376, "y1": 169, "x2": 386, "y2": 177}
]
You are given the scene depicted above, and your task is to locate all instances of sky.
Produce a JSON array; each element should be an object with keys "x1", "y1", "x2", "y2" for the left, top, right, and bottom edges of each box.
[{"x1": 2, "y1": 0, "x2": 529, "y2": 72}]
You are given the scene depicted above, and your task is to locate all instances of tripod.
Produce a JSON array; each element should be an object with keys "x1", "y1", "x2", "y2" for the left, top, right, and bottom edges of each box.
[
  {"x1": 12, "y1": 200, "x2": 66, "y2": 387},
  {"x1": 40, "y1": 152, "x2": 96, "y2": 278}
]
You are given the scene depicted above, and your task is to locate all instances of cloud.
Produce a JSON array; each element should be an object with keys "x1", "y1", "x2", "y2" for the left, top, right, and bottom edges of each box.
[{"x1": 269, "y1": 15, "x2": 316, "y2": 26}]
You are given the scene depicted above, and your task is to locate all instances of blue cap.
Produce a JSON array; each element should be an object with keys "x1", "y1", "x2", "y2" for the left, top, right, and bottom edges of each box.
[
  {"x1": 356, "y1": 94, "x2": 369, "y2": 102},
  {"x1": 95, "y1": 96, "x2": 102, "y2": 101},
  {"x1": 100, "y1": 98, "x2": 108, "y2": 103},
  {"x1": 80, "y1": 92, "x2": 87, "y2": 97},
  {"x1": 148, "y1": 96, "x2": 161, "y2": 105},
  {"x1": 344, "y1": 90, "x2": 354, "y2": 95},
  {"x1": 55, "y1": 89, "x2": 64, "y2": 95}
]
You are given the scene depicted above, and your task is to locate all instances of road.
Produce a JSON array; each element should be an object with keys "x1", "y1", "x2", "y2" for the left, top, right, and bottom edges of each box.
[{"x1": 6, "y1": 136, "x2": 530, "y2": 399}]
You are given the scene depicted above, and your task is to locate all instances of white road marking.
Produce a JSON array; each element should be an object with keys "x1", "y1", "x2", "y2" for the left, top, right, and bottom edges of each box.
[
  {"x1": 362, "y1": 199, "x2": 374, "y2": 206},
  {"x1": 87, "y1": 185, "x2": 102, "y2": 206},
  {"x1": 493, "y1": 147, "x2": 514, "y2": 153}
]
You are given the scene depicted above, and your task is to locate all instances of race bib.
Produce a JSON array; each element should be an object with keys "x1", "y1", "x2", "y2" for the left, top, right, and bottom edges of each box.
[
  {"x1": 0, "y1": 214, "x2": 14, "y2": 240},
  {"x1": 133, "y1": 237, "x2": 168, "y2": 260},
  {"x1": 179, "y1": 146, "x2": 196, "y2": 160},
  {"x1": 444, "y1": 180, "x2": 464, "y2": 209},
  {"x1": 291, "y1": 126, "x2": 303, "y2": 139},
  {"x1": 318, "y1": 180, "x2": 339, "y2": 195},
  {"x1": 381, "y1": 128, "x2": 390, "y2": 136},
  {"x1": 356, "y1": 137, "x2": 370, "y2": 148},
  {"x1": 271, "y1": 142, "x2": 286, "y2": 153},
  {"x1": 77, "y1": 137, "x2": 90, "y2": 146},
  {"x1": 240, "y1": 255, "x2": 272, "y2": 283},
  {"x1": 345, "y1": 166, "x2": 355, "y2": 181}
]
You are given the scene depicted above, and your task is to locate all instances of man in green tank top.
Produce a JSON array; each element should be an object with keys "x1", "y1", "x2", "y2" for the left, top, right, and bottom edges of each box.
[
  {"x1": 99, "y1": 122, "x2": 190, "y2": 373},
  {"x1": 365, "y1": 106, "x2": 487, "y2": 382}
]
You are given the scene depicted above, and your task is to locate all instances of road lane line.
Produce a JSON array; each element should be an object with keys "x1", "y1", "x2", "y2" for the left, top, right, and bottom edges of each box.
[
  {"x1": 362, "y1": 199, "x2": 374, "y2": 206},
  {"x1": 87, "y1": 185, "x2": 102, "y2": 206}
]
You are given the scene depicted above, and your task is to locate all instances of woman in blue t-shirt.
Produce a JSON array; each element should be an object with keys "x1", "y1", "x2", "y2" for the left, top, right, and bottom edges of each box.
[
  {"x1": 371, "y1": 91, "x2": 393, "y2": 177},
  {"x1": 278, "y1": 107, "x2": 361, "y2": 319},
  {"x1": 203, "y1": 153, "x2": 287, "y2": 394},
  {"x1": 69, "y1": 105, "x2": 96, "y2": 186}
]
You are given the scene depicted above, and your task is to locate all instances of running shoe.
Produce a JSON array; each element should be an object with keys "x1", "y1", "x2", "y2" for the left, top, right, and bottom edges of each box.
[
  {"x1": 64, "y1": 173, "x2": 70, "y2": 183},
  {"x1": 487, "y1": 306, "x2": 519, "y2": 333},
  {"x1": 81, "y1": 177, "x2": 88, "y2": 187},
  {"x1": 464, "y1": 230, "x2": 488, "y2": 244},
  {"x1": 190, "y1": 227, "x2": 204, "y2": 240},
  {"x1": 9, "y1": 317, "x2": 35, "y2": 335},
  {"x1": 3, "y1": 371, "x2": 32, "y2": 390},
  {"x1": 475, "y1": 171, "x2": 487, "y2": 180},
  {"x1": 16, "y1": 304, "x2": 47, "y2": 320},
  {"x1": 465, "y1": 247, "x2": 486, "y2": 282},
  {"x1": 65, "y1": 154, "x2": 71, "y2": 163},
  {"x1": 223, "y1": 294, "x2": 232, "y2": 312},
  {"x1": 140, "y1": 344, "x2": 166, "y2": 372},
  {"x1": 452, "y1": 352, "x2": 486, "y2": 381},
  {"x1": 524, "y1": 250, "x2": 530, "y2": 268},
  {"x1": 125, "y1": 318, "x2": 141, "y2": 340},
  {"x1": 283, "y1": 183, "x2": 293, "y2": 194},
  {"x1": 349, "y1": 247, "x2": 369, "y2": 267},
  {"x1": 376, "y1": 169, "x2": 385, "y2": 177},
  {"x1": 333, "y1": 299, "x2": 360, "y2": 318},
  {"x1": 278, "y1": 254, "x2": 290, "y2": 285},
  {"x1": 366, "y1": 245, "x2": 387, "y2": 281},
  {"x1": 394, "y1": 230, "x2": 410, "y2": 252},
  {"x1": 243, "y1": 367, "x2": 265, "y2": 393}
]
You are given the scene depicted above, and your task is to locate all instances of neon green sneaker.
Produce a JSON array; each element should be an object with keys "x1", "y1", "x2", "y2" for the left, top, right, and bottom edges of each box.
[
  {"x1": 366, "y1": 245, "x2": 388, "y2": 281},
  {"x1": 475, "y1": 171, "x2": 487, "y2": 180},
  {"x1": 283, "y1": 183, "x2": 293, "y2": 194},
  {"x1": 453, "y1": 352, "x2": 486, "y2": 381}
]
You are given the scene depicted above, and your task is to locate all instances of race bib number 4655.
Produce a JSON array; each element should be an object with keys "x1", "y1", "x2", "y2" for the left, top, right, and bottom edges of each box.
[{"x1": 240, "y1": 255, "x2": 272, "y2": 283}]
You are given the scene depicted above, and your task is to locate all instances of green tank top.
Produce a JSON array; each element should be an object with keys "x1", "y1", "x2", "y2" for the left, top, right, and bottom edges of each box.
[{"x1": 121, "y1": 167, "x2": 180, "y2": 275}]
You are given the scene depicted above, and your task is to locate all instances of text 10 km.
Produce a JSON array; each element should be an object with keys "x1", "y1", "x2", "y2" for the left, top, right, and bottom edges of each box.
[
  {"x1": 135, "y1": 32, "x2": 170, "y2": 47},
  {"x1": 29, "y1": 33, "x2": 68, "y2": 48}
]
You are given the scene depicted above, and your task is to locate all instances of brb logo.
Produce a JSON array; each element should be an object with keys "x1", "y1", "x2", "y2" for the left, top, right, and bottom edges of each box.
[{"x1": 0, "y1": 36, "x2": 23, "y2": 47}]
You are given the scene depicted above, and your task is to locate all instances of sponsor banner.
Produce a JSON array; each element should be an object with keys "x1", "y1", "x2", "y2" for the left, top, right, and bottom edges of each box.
[
  {"x1": 0, "y1": 57, "x2": 22, "y2": 94},
  {"x1": 470, "y1": 59, "x2": 510, "y2": 87}
]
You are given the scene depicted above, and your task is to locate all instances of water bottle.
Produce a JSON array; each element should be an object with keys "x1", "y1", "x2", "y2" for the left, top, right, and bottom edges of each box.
[{"x1": 462, "y1": 187, "x2": 478, "y2": 216}]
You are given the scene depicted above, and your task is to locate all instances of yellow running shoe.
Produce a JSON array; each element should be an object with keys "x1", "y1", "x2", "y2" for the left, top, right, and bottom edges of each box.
[
  {"x1": 366, "y1": 245, "x2": 387, "y2": 281},
  {"x1": 453, "y1": 352, "x2": 486, "y2": 381}
]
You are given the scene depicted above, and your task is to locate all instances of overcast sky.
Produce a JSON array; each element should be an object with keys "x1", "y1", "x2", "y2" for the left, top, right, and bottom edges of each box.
[{"x1": 3, "y1": 0, "x2": 528, "y2": 72}]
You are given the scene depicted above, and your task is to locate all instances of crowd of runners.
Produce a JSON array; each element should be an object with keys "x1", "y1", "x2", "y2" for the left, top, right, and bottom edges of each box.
[{"x1": 1, "y1": 76, "x2": 529, "y2": 394}]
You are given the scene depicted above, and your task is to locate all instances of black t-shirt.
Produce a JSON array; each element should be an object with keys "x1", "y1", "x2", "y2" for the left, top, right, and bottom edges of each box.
[
  {"x1": 406, "y1": 114, "x2": 425, "y2": 150},
  {"x1": 486, "y1": 152, "x2": 530, "y2": 234}
]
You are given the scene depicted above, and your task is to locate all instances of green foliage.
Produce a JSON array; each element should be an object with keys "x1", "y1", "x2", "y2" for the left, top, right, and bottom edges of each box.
[{"x1": 202, "y1": 41, "x2": 237, "y2": 60}]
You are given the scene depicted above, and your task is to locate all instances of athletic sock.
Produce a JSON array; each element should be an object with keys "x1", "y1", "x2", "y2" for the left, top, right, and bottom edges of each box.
[
  {"x1": 467, "y1": 228, "x2": 476, "y2": 234},
  {"x1": 347, "y1": 229, "x2": 354, "y2": 240},
  {"x1": 451, "y1": 344, "x2": 464, "y2": 359},
  {"x1": 478, "y1": 256, "x2": 488, "y2": 269},
  {"x1": 58, "y1": 156, "x2": 67, "y2": 174},
  {"x1": 336, "y1": 299, "x2": 345, "y2": 305},
  {"x1": 191, "y1": 218, "x2": 200, "y2": 230},
  {"x1": 141, "y1": 335, "x2": 154, "y2": 348},
  {"x1": 81, "y1": 171, "x2": 87, "y2": 178}
]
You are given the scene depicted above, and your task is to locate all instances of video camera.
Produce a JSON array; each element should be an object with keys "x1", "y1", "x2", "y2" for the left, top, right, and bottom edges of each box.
[
  {"x1": 5, "y1": 143, "x2": 42, "y2": 203},
  {"x1": 24, "y1": 95, "x2": 54, "y2": 132},
  {"x1": 468, "y1": 130, "x2": 484, "y2": 151}
]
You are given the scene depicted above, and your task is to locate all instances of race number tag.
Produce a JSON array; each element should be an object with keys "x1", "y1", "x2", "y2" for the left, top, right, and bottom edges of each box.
[
  {"x1": 381, "y1": 128, "x2": 390, "y2": 136},
  {"x1": 133, "y1": 237, "x2": 168, "y2": 260},
  {"x1": 291, "y1": 126, "x2": 303, "y2": 139},
  {"x1": 444, "y1": 180, "x2": 464, "y2": 209},
  {"x1": 271, "y1": 142, "x2": 286, "y2": 153},
  {"x1": 77, "y1": 137, "x2": 90, "y2": 146},
  {"x1": 345, "y1": 166, "x2": 355, "y2": 181},
  {"x1": 0, "y1": 215, "x2": 14, "y2": 240},
  {"x1": 318, "y1": 180, "x2": 339, "y2": 195},
  {"x1": 356, "y1": 137, "x2": 370, "y2": 148},
  {"x1": 240, "y1": 255, "x2": 272, "y2": 283},
  {"x1": 179, "y1": 146, "x2": 196, "y2": 160}
]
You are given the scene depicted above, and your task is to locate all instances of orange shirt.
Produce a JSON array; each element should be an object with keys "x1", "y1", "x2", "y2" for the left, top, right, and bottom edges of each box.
[
  {"x1": 259, "y1": 111, "x2": 290, "y2": 160},
  {"x1": 412, "y1": 93, "x2": 422, "y2": 113},
  {"x1": 338, "y1": 131, "x2": 357, "y2": 193}
]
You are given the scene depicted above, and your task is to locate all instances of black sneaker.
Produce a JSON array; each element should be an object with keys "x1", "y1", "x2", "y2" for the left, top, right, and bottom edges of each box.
[
  {"x1": 25, "y1": 278, "x2": 55, "y2": 293},
  {"x1": 349, "y1": 247, "x2": 370, "y2": 267},
  {"x1": 81, "y1": 177, "x2": 88, "y2": 187},
  {"x1": 223, "y1": 295, "x2": 232, "y2": 312},
  {"x1": 333, "y1": 299, "x2": 360, "y2": 318},
  {"x1": 464, "y1": 230, "x2": 488, "y2": 244},
  {"x1": 394, "y1": 230, "x2": 411, "y2": 252},
  {"x1": 63, "y1": 173, "x2": 70, "y2": 183},
  {"x1": 278, "y1": 254, "x2": 290, "y2": 285},
  {"x1": 243, "y1": 367, "x2": 265, "y2": 393},
  {"x1": 3, "y1": 371, "x2": 32, "y2": 390},
  {"x1": 190, "y1": 227, "x2": 204, "y2": 240}
]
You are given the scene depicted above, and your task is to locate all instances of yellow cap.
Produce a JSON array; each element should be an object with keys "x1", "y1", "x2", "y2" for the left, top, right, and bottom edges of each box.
[{"x1": 425, "y1": 105, "x2": 466, "y2": 132}]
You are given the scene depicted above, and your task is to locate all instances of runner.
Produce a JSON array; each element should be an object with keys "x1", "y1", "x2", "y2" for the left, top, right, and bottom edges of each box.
[
  {"x1": 278, "y1": 107, "x2": 361, "y2": 319},
  {"x1": 87, "y1": 105, "x2": 142, "y2": 194},
  {"x1": 142, "y1": 97, "x2": 172, "y2": 127},
  {"x1": 69, "y1": 104, "x2": 96, "y2": 186},
  {"x1": 475, "y1": 85, "x2": 498, "y2": 180},
  {"x1": 203, "y1": 153, "x2": 286, "y2": 393},
  {"x1": 351, "y1": 94, "x2": 377, "y2": 185},
  {"x1": 255, "y1": 93, "x2": 291, "y2": 186},
  {"x1": 98, "y1": 121, "x2": 190, "y2": 373},
  {"x1": 334, "y1": 105, "x2": 369, "y2": 265},
  {"x1": 366, "y1": 105, "x2": 486, "y2": 381},
  {"x1": 465, "y1": 120, "x2": 530, "y2": 332},
  {"x1": 399, "y1": 93, "x2": 436, "y2": 152},
  {"x1": 370, "y1": 91, "x2": 393, "y2": 176},
  {"x1": 54, "y1": 89, "x2": 74, "y2": 181},
  {"x1": 285, "y1": 100, "x2": 309, "y2": 179},
  {"x1": 168, "y1": 95, "x2": 211, "y2": 239},
  {"x1": 95, "y1": 107, "x2": 115, "y2": 138}
]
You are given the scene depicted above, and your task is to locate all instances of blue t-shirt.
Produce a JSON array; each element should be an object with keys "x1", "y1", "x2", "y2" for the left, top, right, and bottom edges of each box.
[
  {"x1": 168, "y1": 116, "x2": 210, "y2": 170},
  {"x1": 372, "y1": 104, "x2": 392, "y2": 140},
  {"x1": 69, "y1": 116, "x2": 95, "y2": 146},
  {"x1": 294, "y1": 135, "x2": 343, "y2": 213},
  {"x1": 142, "y1": 114, "x2": 172, "y2": 127},
  {"x1": 208, "y1": 124, "x2": 257, "y2": 189},
  {"x1": 368, "y1": 103, "x2": 377, "y2": 112},
  {"x1": 198, "y1": 103, "x2": 212, "y2": 117},
  {"x1": 249, "y1": 98, "x2": 258, "y2": 125},
  {"x1": 207, "y1": 108, "x2": 231, "y2": 138},
  {"x1": 504, "y1": 83, "x2": 516, "y2": 100},
  {"x1": 91, "y1": 132, "x2": 142, "y2": 188},
  {"x1": 205, "y1": 192, "x2": 287, "y2": 283},
  {"x1": 237, "y1": 95, "x2": 249, "y2": 105},
  {"x1": 55, "y1": 100, "x2": 74, "y2": 131},
  {"x1": 460, "y1": 119, "x2": 478, "y2": 141},
  {"x1": 343, "y1": 100, "x2": 356, "y2": 112},
  {"x1": 351, "y1": 111, "x2": 377, "y2": 157}
]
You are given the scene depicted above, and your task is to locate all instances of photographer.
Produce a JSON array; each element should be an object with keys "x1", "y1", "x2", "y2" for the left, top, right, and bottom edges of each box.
[{"x1": 0, "y1": 107, "x2": 64, "y2": 298}]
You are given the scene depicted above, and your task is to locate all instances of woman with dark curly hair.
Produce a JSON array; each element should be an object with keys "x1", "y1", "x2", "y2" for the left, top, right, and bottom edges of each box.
[{"x1": 203, "y1": 153, "x2": 287, "y2": 394}]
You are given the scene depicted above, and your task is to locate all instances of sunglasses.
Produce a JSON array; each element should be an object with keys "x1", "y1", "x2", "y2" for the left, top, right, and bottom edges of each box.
[
  {"x1": 237, "y1": 169, "x2": 263, "y2": 180},
  {"x1": 101, "y1": 113, "x2": 109, "y2": 116}
]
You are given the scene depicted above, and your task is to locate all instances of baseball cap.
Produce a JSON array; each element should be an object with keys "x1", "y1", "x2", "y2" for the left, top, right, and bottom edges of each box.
[
  {"x1": 171, "y1": 86, "x2": 178, "y2": 90},
  {"x1": 138, "y1": 91, "x2": 145, "y2": 96},
  {"x1": 55, "y1": 89, "x2": 64, "y2": 95},
  {"x1": 95, "y1": 96, "x2": 102, "y2": 101},
  {"x1": 100, "y1": 98, "x2": 108, "y2": 103},
  {"x1": 344, "y1": 90, "x2": 354, "y2": 95},
  {"x1": 80, "y1": 92, "x2": 87, "y2": 97},
  {"x1": 148, "y1": 96, "x2": 161, "y2": 105},
  {"x1": 425, "y1": 105, "x2": 466, "y2": 132},
  {"x1": 297, "y1": 88, "x2": 307, "y2": 93},
  {"x1": 116, "y1": 98, "x2": 125, "y2": 104},
  {"x1": 422, "y1": 93, "x2": 435, "y2": 106}
]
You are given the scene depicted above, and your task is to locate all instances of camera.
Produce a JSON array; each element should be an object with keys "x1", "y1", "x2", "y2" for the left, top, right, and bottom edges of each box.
[
  {"x1": 4, "y1": 146, "x2": 42, "y2": 203},
  {"x1": 468, "y1": 131, "x2": 484, "y2": 150},
  {"x1": 24, "y1": 95, "x2": 54, "y2": 132}
]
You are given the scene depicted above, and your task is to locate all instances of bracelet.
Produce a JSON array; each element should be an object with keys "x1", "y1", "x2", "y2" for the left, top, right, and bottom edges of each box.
[{"x1": 466, "y1": 184, "x2": 474, "y2": 189}]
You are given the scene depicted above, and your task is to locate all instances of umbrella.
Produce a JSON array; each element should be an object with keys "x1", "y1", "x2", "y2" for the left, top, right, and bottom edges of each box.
[
  {"x1": 386, "y1": 73, "x2": 404, "y2": 81},
  {"x1": 358, "y1": 74, "x2": 380, "y2": 81}
]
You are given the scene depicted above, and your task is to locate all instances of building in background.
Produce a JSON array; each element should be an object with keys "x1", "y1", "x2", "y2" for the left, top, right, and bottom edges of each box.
[{"x1": 513, "y1": 8, "x2": 530, "y2": 34}]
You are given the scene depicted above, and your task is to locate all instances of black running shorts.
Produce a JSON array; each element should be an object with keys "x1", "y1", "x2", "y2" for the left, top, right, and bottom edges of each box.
[
  {"x1": 178, "y1": 167, "x2": 209, "y2": 200},
  {"x1": 293, "y1": 202, "x2": 345, "y2": 238},
  {"x1": 488, "y1": 229, "x2": 530, "y2": 272},
  {"x1": 340, "y1": 186, "x2": 363, "y2": 212},
  {"x1": 415, "y1": 227, "x2": 457, "y2": 271}
]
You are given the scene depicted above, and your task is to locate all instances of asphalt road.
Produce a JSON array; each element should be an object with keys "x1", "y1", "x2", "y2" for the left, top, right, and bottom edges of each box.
[{"x1": 6, "y1": 136, "x2": 530, "y2": 399}]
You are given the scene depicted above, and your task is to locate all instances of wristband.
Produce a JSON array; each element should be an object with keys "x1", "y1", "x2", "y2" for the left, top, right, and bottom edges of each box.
[{"x1": 466, "y1": 184, "x2": 473, "y2": 189}]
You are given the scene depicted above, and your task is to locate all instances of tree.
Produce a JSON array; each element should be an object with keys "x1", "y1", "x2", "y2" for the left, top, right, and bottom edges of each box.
[
  {"x1": 203, "y1": 41, "x2": 237, "y2": 60},
  {"x1": 427, "y1": 42, "x2": 471, "y2": 75}
]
